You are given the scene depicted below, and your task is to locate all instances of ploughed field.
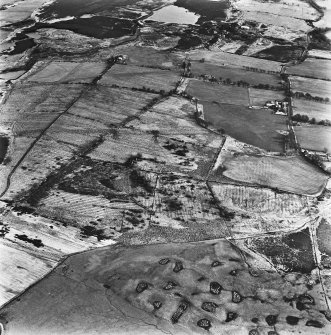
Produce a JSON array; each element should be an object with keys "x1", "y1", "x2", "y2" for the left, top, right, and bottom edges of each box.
[
  {"x1": 1, "y1": 239, "x2": 329, "y2": 335},
  {"x1": 211, "y1": 154, "x2": 328, "y2": 196}
]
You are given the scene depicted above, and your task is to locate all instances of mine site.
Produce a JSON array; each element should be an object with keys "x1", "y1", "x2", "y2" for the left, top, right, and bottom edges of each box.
[{"x1": 0, "y1": 0, "x2": 330, "y2": 334}]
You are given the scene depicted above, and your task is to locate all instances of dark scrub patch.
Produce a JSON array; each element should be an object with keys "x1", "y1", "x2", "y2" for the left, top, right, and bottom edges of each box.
[
  {"x1": 226, "y1": 312, "x2": 238, "y2": 322},
  {"x1": 265, "y1": 314, "x2": 278, "y2": 326},
  {"x1": 201, "y1": 302, "x2": 218, "y2": 313},
  {"x1": 14, "y1": 234, "x2": 44, "y2": 248},
  {"x1": 305, "y1": 320, "x2": 324, "y2": 328},
  {"x1": 210, "y1": 282, "x2": 222, "y2": 295},
  {"x1": 173, "y1": 261, "x2": 184, "y2": 273},
  {"x1": 197, "y1": 318, "x2": 211, "y2": 331},
  {"x1": 171, "y1": 300, "x2": 189, "y2": 324},
  {"x1": 286, "y1": 315, "x2": 300, "y2": 325},
  {"x1": 152, "y1": 301, "x2": 162, "y2": 310},
  {"x1": 136, "y1": 281, "x2": 148, "y2": 293},
  {"x1": 163, "y1": 281, "x2": 178, "y2": 290},
  {"x1": 159, "y1": 258, "x2": 170, "y2": 265},
  {"x1": 232, "y1": 291, "x2": 242, "y2": 303}
]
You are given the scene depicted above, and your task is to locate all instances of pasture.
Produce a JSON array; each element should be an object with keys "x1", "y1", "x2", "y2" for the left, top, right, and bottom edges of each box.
[
  {"x1": 286, "y1": 58, "x2": 331, "y2": 80},
  {"x1": 294, "y1": 125, "x2": 331, "y2": 153},
  {"x1": 213, "y1": 155, "x2": 328, "y2": 196},
  {"x1": 26, "y1": 61, "x2": 107, "y2": 83},
  {"x1": 186, "y1": 79, "x2": 249, "y2": 106},
  {"x1": 292, "y1": 99, "x2": 331, "y2": 122},
  {"x1": 290, "y1": 76, "x2": 331, "y2": 100},
  {"x1": 99, "y1": 64, "x2": 180, "y2": 92},
  {"x1": 203, "y1": 102, "x2": 288, "y2": 152}
]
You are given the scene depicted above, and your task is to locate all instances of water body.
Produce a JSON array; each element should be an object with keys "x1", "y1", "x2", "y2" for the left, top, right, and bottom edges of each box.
[
  {"x1": 175, "y1": 0, "x2": 229, "y2": 22},
  {"x1": 0, "y1": 137, "x2": 9, "y2": 164},
  {"x1": 148, "y1": 5, "x2": 200, "y2": 25}
]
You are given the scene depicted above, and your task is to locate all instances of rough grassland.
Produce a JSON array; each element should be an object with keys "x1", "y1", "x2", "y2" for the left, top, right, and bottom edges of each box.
[
  {"x1": 294, "y1": 125, "x2": 331, "y2": 152},
  {"x1": 286, "y1": 58, "x2": 331, "y2": 80},
  {"x1": 218, "y1": 155, "x2": 328, "y2": 196},
  {"x1": 186, "y1": 79, "x2": 249, "y2": 106},
  {"x1": 290, "y1": 76, "x2": 331, "y2": 99},
  {"x1": 1, "y1": 239, "x2": 328, "y2": 335},
  {"x1": 26, "y1": 61, "x2": 107, "y2": 83},
  {"x1": 292, "y1": 99, "x2": 331, "y2": 122},
  {"x1": 203, "y1": 102, "x2": 287, "y2": 152},
  {"x1": 99, "y1": 64, "x2": 180, "y2": 92}
]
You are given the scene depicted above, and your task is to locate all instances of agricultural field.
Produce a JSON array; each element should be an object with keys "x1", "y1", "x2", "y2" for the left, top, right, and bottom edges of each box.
[
  {"x1": 68, "y1": 86, "x2": 158, "y2": 125},
  {"x1": 186, "y1": 79, "x2": 249, "y2": 106},
  {"x1": 1, "y1": 239, "x2": 329, "y2": 335},
  {"x1": 188, "y1": 62, "x2": 283, "y2": 88},
  {"x1": 99, "y1": 64, "x2": 180, "y2": 92},
  {"x1": 290, "y1": 76, "x2": 331, "y2": 100},
  {"x1": 179, "y1": 50, "x2": 282, "y2": 73},
  {"x1": 126, "y1": 96, "x2": 224, "y2": 149},
  {"x1": 25, "y1": 61, "x2": 107, "y2": 83},
  {"x1": 292, "y1": 99, "x2": 331, "y2": 122},
  {"x1": 211, "y1": 154, "x2": 328, "y2": 196},
  {"x1": 248, "y1": 88, "x2": 286, "y2": 106},
  {"x1": 286, "y1": 58, "x2": 331, "y2": 80},
  {"x1": 210, "y1": 183, "x2": 313, "y2": 217},
  {"x1": 202, "y1": 102, "x2": 288, "y2": 152},
  {"x1": 308, "y1": 49, "x2": 331, "y2": 60},
  {"x1": 294, "y1": 125, "x2": 331, "y2": 153}
]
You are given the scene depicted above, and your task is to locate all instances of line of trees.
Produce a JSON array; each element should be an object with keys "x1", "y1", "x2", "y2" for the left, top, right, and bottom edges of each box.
[
  {"x1": 292, "y1": 113, "x2": 331, "y2": 126},
  {"x1": 290, "y1": 91, "x2": 330, "y2": 103}
]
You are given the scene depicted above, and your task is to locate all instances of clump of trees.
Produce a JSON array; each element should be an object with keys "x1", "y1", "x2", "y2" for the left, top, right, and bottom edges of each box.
[{"x1": 292, "y1": 113, "x2": 331, "y2": 126}]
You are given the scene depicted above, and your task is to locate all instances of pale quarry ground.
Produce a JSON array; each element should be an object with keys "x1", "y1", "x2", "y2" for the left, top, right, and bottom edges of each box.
[{"x1": 308, "y1": 49, "x2": 331, "y2": 60}]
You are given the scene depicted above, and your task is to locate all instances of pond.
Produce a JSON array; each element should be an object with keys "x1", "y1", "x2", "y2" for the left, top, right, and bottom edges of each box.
[
  {"x1": 0, "y1": 136, "x2": 9, "y2": 164},
  {"x1": 148, "y1": 5, "x2": 200, "y2": 25}
]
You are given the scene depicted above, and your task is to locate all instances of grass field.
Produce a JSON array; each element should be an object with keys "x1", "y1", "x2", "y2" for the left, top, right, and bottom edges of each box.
[
  {"x1": 26, "y1": 61, "x2": 107, "y2": 83},
  {"x1": 294, "y1": 125, "x2": 331, "y2": 152},
  {"x1": 189, "y1": 62, "x2": 283, "y2": 88},
  {"x1": 290, "y1": 76, "x2": 331, "y2": 99},
  {"x1": 213, "y1": 155, "x2": 328, "y2": 196},
  {"x1": 186, "y1": 79, "x2": 249, "y2": 106},
  {"x1": 68, "y1": 86, "x2": 158, "y2": 125},
  {"x1": 99, "y1": 64, "x2": 180, "y2": 92},
  {"x1": 180, "y1": 50, "x2": 282, "y2": 73},
  {"x1": 203, "y1": 102, "x2": 288, "y2": 152},
  {"x1": 286, "y1": 58, "x2": 331, "y2": 80},
  {"x1": 248, "y1": 88, "x2": 286, "y2": 106},
  {"x1": 292, "y1": 99, "x2": 331, "y2": 122}
]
